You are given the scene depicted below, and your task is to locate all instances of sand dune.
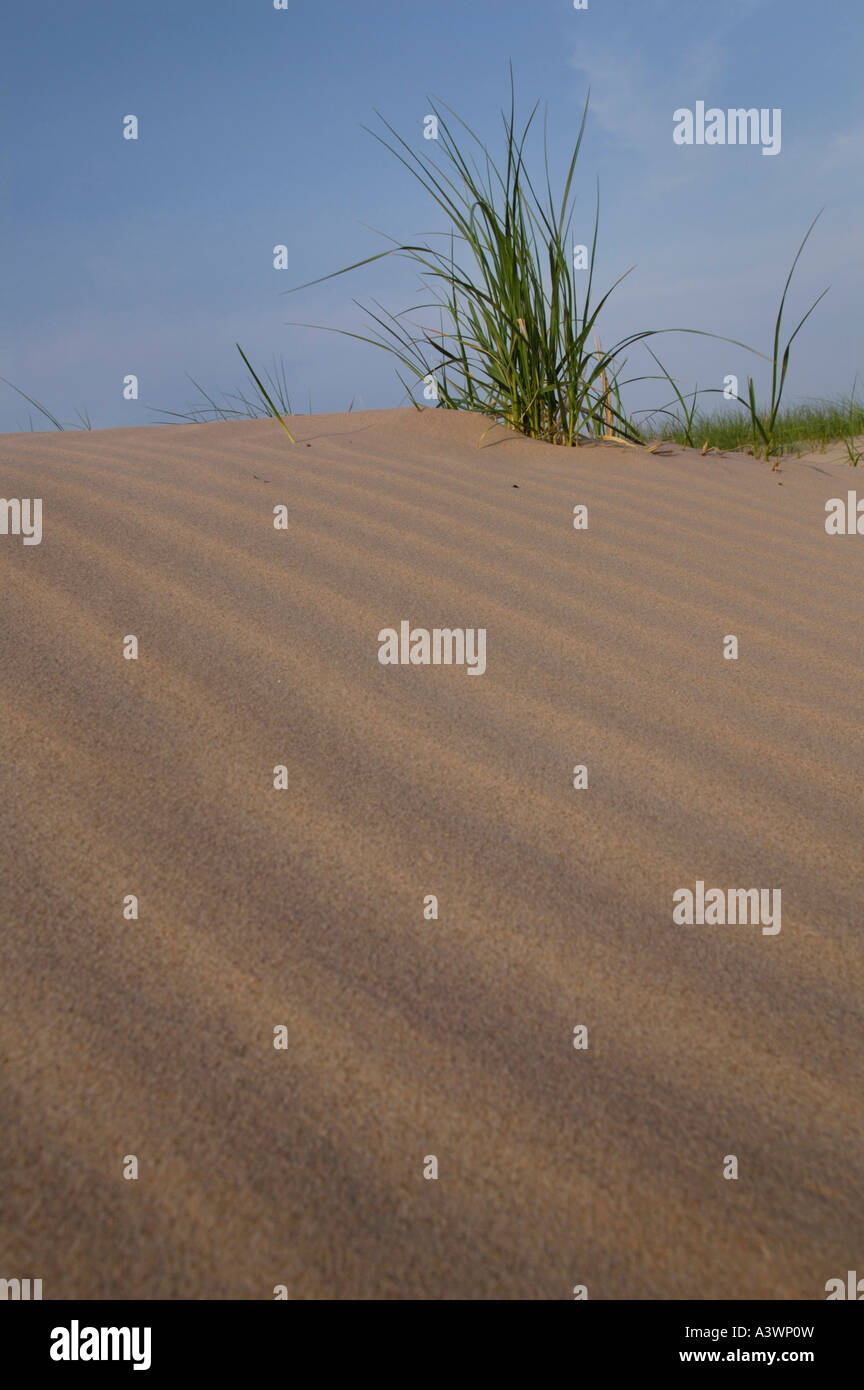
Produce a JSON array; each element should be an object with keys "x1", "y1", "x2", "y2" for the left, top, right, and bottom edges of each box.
[{"x1": 0, "y1": 407, "x2": 861, "y2": 1300}]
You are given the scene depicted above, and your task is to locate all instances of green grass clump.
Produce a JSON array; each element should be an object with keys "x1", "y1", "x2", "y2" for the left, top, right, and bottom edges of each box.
[
  {"x1": 155, "y1": 345, "x2": 297, "y2": 440},
  {"x1": 286, "y1": 74, "x2": 659, "y2": 446},
  {"x1": 733, "y1": 212, "x2": 828, "y2": 466},
  {"x1": 286, "y1": 77, "x2": 838, "y2": 465},
  {"x1": 644, "y1": 392, "x2": 864, "y2": 459},
  {"x1": 0, "y1": 375, "x2": 92, "y2": 431},
  {"x1": 6, "y1": 78, "x2": 851, "y2": 468}
]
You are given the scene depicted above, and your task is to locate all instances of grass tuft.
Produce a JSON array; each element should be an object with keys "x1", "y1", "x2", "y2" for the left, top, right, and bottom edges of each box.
[
  {"x1": 285, "y1": 70, "x2": 665, "y2": 446},
  {"x1": 644, "y1": 392, "x2": 864, "y2": 460},
  {"x1": 152, "y1": 345, "x2": 296, "y2": 440},
  {"x1": 735, "y1": 213, "x2": 829, "y2": 467},
  {"x1": 4, "y1": 80, "x2": 846, "y2": 467},
  {"x1": 0, "y1": 376, "x2": 92, "y2": 431}
]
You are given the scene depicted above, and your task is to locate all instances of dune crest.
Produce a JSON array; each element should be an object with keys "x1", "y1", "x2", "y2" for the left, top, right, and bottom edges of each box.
[{"x1": 1, "y1": 408, "x2": 861, "y2": 1299}]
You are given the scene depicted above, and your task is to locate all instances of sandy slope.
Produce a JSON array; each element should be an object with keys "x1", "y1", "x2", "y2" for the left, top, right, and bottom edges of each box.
[{"x1": 0, "y1": 407, "x2": 861, "y2": 1300}]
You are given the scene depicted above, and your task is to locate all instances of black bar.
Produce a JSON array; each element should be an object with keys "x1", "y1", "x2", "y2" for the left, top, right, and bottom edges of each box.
[{"x1": 3, "y1": 1299, "x2": 859, "y2": 1377}]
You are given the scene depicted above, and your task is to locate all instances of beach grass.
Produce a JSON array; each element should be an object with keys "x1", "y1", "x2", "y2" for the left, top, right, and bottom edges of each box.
[
  {"x1": 0, "y1": 375, "x2": 92, "y2": 432},
  {"x1": 285, "y1": 76, "x2": 833, "y2": 464},
  {"x1": 733, "y1": 212, "x2": 828, "y2": 467},
  {"x1": 286, "y1": 72, "x2": 664, "y2": 446},
  {"x1": 644, "y1": 393, "x2": 864, "y2": 459},
  {"x1": 154, "y1": 345, "x2": 297, "y2": 439},
  {"x1": 3, "y1": 82, "x2": 846, "y2": 464}
]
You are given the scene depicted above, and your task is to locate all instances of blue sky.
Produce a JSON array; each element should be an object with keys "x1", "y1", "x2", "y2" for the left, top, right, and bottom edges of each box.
[{"x1": 1, "y1": 0, "x2": 862, "y2": 432}]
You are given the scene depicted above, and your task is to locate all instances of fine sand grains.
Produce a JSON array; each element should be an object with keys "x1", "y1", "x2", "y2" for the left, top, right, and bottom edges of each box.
[{"x1": 0, "y1": 408, "x2": 861, "y2": 1298}]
